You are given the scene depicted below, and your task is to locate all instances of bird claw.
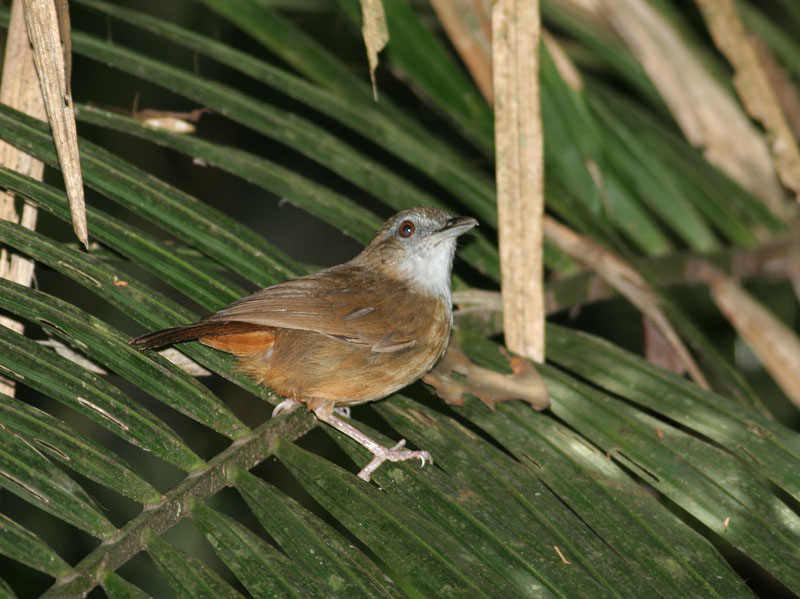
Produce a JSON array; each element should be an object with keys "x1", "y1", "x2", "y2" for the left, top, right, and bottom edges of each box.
[
  {"x1": 313, "y1": 407, "x2": 434, "y2": 482},
  {"x1": 272, "y1": 398, "x2": 302, "y2": 418},
  {"x1": 357, "y1": 438, "x2": 434, "y2": 482}
]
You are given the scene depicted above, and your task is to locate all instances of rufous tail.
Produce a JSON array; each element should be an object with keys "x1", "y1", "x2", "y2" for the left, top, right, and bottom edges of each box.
[{"x1": 129, "y1": 321, "x2": 265, "y2": 350}]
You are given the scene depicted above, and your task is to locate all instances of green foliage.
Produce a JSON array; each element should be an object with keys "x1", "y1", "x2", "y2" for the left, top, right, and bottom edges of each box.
[{"x1": 0, "y1": 1, "x2": 798, "y2": 597}]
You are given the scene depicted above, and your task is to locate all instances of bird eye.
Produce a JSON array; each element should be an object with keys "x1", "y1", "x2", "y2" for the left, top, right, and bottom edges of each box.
[{"x1": 398, "y1": 220, "x2": 415, "y2": 238}]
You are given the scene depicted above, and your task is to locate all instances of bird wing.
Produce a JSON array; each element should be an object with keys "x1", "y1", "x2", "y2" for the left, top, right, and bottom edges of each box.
[{"x1": 204, "y1": 264, "x2": 434, "y2": 352}]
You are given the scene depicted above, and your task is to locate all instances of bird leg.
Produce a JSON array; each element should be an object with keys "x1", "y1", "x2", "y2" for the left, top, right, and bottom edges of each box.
[
  {"x1": 310, "y1": 399, "x2": 432, "y2": 482},
  {"x1": 272, "y1": 398, "x2": 350, "y2": 418}
]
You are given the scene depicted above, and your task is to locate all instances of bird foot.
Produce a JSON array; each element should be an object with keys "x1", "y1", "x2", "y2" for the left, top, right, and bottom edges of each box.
[
  {"x1": 272, "y1": 398, "x2": 302, "y2": 418},
  {"x1": 311, "y1": 402, "x2": 433, "y2": 482},
  {"x1": 357, "y1": 439, "x2": 433, "y2": 482},
  {"x1": 333, "y1": 406, "x2": 351, "y2": 419}
]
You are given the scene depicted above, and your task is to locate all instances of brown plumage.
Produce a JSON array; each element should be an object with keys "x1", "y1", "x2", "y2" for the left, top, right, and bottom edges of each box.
[{"x1": 131, "y1": 207, "x2": 477, "y2": 481}]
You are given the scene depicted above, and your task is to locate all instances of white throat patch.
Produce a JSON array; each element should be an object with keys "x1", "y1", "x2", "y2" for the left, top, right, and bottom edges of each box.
[{"x1": 388, "y1": 238, "x2": 457, "y2": 302}]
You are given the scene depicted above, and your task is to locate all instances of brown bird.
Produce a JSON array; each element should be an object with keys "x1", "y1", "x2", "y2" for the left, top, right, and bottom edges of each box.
[{"x1": 131, "y1": 207, "x2": 477, "y2": 481}]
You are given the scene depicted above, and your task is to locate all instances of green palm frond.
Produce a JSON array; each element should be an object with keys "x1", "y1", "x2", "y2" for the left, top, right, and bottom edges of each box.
[{"x1": 0, "y1": 1, "x2": 798, "y2": 598}]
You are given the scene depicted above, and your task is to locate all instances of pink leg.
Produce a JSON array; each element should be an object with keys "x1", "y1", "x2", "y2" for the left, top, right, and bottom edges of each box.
[{"x1": 313, "y1": 405, "x2": 433, "y2": 482}]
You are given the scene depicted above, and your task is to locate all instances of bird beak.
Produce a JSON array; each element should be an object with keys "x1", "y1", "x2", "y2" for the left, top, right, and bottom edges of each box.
[{"x1": 434, "y1": 216, "x2": 478, "y2": 239}]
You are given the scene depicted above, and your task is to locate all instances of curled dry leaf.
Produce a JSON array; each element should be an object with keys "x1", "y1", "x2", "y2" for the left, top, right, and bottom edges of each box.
[
  {"x1": 23, "y1": 0, "x2": 87, "y2": 247},
  {"x1": 360, "y1": 0, "x2": 389, "y2": 101},
  {"x1": 423, "y1": 338, "x2": 549, "y2": 411}
]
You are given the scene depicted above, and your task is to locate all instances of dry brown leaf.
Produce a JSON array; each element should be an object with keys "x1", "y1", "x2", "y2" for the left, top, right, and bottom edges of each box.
[
  {"x1": 54, "y1": 0, "x2": 70, "y2": 84},
  {"x1": 695, "y1": 0, "x2": 800, "y2": 205},
  {"x1": 359, "y1": 0, "x2": 389, "y2": 101},
  {"x1": 544, "y1": 216, "x2": 709, "y2": 388},
  {"x1": 493, "y1": 0, "x2": 545, "y2": 362},
  {"x1": 430, "y1": 0, "x2": 493, "y2": 103},
  {"x1": 423, "y1": 338, "x2": 549, "y2": 411},
  {"x1": 750, "y1": 34, "x2": 800, "y2": 142},
  {"x1": 0, "y1": 1, "x2": 48, "y2": 396},
  {"x1": 690, "y1": 262, "x2": 800, "y2": 409},
  {"x1": 23, "y1": 0, "x2": 87, "y2": 247},
  {"x1": 590, "y1": 0, "x2": 787, "y2": 215}
]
